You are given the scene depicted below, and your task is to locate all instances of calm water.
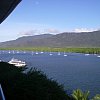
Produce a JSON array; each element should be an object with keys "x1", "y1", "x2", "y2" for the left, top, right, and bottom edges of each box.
[{"x1": 0, "y1": 50, "x2": 100, "y2": 97}]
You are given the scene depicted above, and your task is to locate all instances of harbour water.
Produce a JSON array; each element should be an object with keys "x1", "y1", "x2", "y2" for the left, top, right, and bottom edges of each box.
[{"x1": 0, "y1": 50, "x2": 100, "y2": 97}]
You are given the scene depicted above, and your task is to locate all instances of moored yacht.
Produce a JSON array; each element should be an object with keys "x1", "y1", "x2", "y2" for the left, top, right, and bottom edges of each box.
[
  {"x1": 58, "y1": 52, "x2": 61, "y2": 55},
  {"x1": 8, "y1": 58, "x2": 26, "y2": 67},
  {"x1": 35, "y1": 52, "x2": 39, "y2": 54},
  {"x1": 85, "y1": 54, "x2": 90, "y2": 56},
  {"x1": 49, "y1": 52, "x2": 53, "y2": 55},
  {"x1": 97, "y1": 55, "x2": 100, "y2": 58},
  {"x1": 64, "y1": 52, "x2": 67, "y2": 56}
]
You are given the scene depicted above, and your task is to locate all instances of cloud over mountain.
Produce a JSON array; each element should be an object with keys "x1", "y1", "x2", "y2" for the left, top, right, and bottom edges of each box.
[
  {"x1": 73, "y1": 28, "x2": 98, "y2": 33},
  {"x1": 0, "y1": 30, "x2": 100, "y2": 48},
  {"x1": 18, "y1": 28, "x2": 60, "y2": 36}
]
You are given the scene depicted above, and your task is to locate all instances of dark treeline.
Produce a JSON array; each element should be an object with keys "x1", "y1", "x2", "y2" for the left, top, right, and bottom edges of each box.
[
  {"x1": 0, "y1": 62, "x2": 71, "y2": 100},
  {"x1": 0, "y1": 62, "x2": 100, "y2": 100}
]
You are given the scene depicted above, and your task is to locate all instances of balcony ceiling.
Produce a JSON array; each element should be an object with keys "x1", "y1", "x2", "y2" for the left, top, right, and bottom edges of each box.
[{"x1": 0, "y1": 0, "x2": 21, "y2": 24}]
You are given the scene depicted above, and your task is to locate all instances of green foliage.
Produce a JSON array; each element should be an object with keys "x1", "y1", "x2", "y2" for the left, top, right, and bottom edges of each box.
[
  {"x1": 72, "y1": 89, "x2": 90, "y2": 100},
  {"x1": 91, "y1": 94, "x2": 100, "y2": 100},
  {"x1": 0, "y1": 62, "x2": 70, "y2": 100},
  {"x1": 0, "y1": 47, "x2": 100, "y2": 54},
  {"x1": 0, "y1": 62, "x2": 100, "y2": 100}
]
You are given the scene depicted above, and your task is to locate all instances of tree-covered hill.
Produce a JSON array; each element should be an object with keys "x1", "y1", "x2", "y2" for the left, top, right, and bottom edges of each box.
[{"x1": 0, "y1": 31, "x2": 100, "y2": 47}]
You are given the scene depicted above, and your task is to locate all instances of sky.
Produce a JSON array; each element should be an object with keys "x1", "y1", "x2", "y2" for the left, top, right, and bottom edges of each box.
[{"x1": 0, "y1": 0, "x2": 100, "y2": 42}]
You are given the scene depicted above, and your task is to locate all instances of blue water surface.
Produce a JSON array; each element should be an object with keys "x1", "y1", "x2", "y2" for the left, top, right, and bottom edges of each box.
[{"x1": 0, "y1": 50, "x2": 100, "y2": 97}]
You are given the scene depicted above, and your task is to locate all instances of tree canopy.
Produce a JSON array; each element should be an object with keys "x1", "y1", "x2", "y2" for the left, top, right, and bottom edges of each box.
[{"x1": 0, "y1": 62, "x2": 70, "y2": 100}]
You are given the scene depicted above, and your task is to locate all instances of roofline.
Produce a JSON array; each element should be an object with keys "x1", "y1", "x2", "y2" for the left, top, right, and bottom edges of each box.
[{"x1": 0, "y1": 0, "x2": 22, "y2": 24}]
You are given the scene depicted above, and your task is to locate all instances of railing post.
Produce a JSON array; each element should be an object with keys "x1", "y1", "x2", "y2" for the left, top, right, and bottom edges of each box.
[{"x1": 0, "y1": 84, "x2": 5, "y2": 100}]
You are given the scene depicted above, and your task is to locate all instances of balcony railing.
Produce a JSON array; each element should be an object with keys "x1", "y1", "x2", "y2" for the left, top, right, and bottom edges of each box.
[{"x1": 0, "y1": 84, "x2": 5, "y2": 100}]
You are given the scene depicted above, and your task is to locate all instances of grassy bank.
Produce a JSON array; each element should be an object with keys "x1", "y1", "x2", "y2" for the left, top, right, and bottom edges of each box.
[{"x1": 0, "y1": 47, "x2": 100, "y2": 54}]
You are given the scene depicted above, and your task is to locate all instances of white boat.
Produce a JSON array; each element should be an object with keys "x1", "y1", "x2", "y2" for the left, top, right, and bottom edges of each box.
[
  {"x1": 49, "y1": 52, "x2": 53, "y2": 55},
  {"x1": 35, "y1": 52, "x2": 39, "y2": 54},
  {"x1": 49, "y1": 53, "x2": 53, "y2": 56},
  {"x1": 64, "y1": 52, "x2": 67, "y2": 56},
  {"x1": 16, "y1": 51, "x2": 19, "y2": 53},
  {"x1": 8, "y1": 58, "x2": 26, "y2": 67},
  {"x1": 23, "y1": 51, "x2": 26, "y2": 54},
  {"x1": 40, "y1": 51, "x2": 44, "y2": 54},
  {"x1": 12, "y1": 50, "x2": 15, "y2": 54},
  {"x1": 85, "y1": 54, "x2": 90, "y2": 56},
  {"x1": 8, "y1": 51, "x2": 11, "y2": 54},
  {"x1": 97, "y1": 55, "x2": 100, "y2": 58},
  {"x1": 64, "y1": 54, "x2": 67, "y2": 56},
  {"x1": 31, "y1": 51, "x2": 34, "y2": 55},
  {"x1": 58, "y1": 52, "x2": 61, "y2": 55}
]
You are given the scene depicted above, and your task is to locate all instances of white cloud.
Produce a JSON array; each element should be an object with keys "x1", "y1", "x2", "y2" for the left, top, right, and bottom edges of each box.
[
  {"x1": 45, "y1": 28, "x2": 60, "y2": 34},
  {"x1": 19, "y1": 29, "x2": 43, "y2": 36},
  {"x1": 73, "y1": 28, "x2": 98, "y2": 33},
  {"x1": 15, "y1": 22, "x2": 61, "y2": 36},
  {"x1": 18, "y1": 28, "x2": 60, "y2": 36}
]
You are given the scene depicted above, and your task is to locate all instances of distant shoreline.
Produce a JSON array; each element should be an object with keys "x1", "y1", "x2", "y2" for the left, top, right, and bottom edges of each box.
[{"x1": 0, "y1": 47, "x2": 100, "y2": 54}]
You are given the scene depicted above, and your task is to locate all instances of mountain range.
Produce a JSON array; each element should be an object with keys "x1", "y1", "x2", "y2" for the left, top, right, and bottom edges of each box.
[{"x1": 0, "y1": 30, "x2": 100, "y2": 48}]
